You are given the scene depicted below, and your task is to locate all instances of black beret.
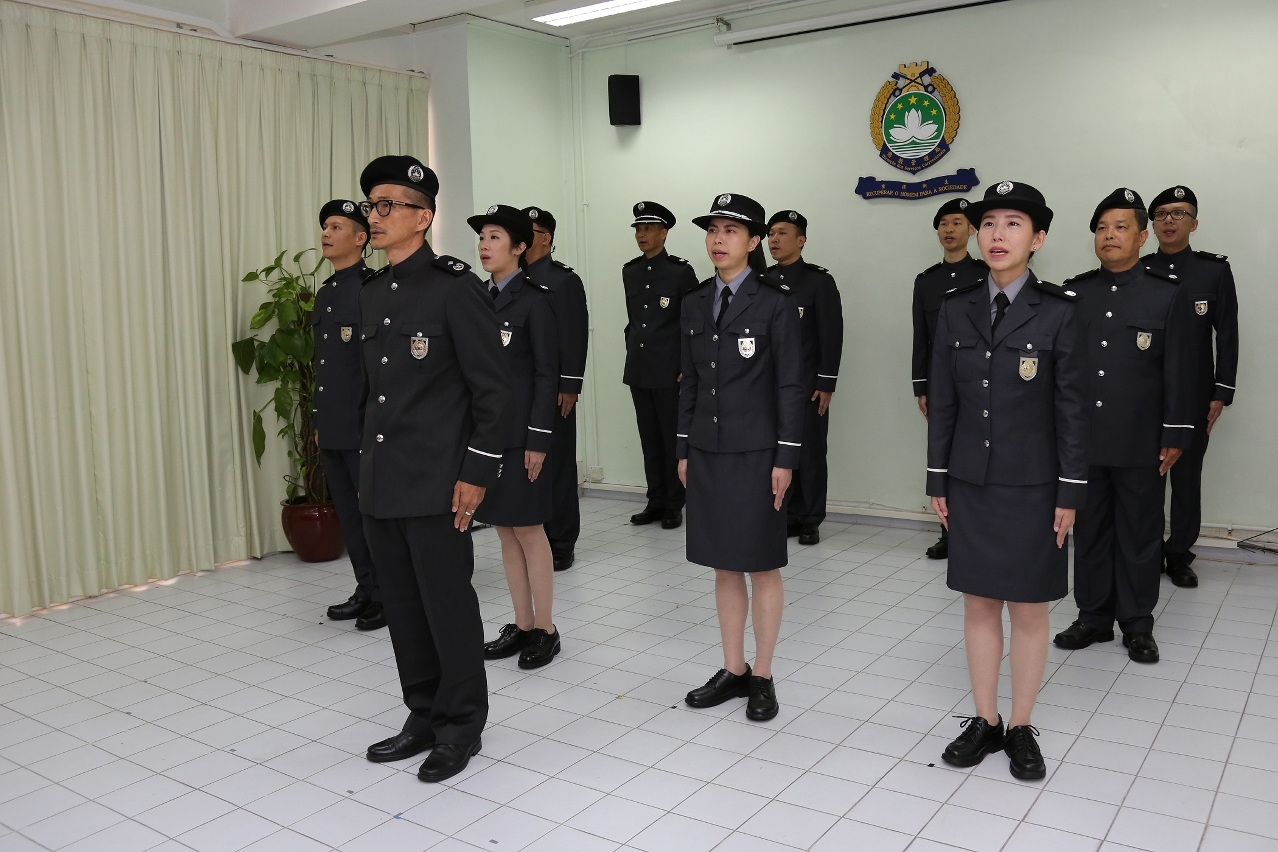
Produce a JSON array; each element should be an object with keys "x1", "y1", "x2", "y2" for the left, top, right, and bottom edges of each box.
[
  {"x1": 632, "y1": 201, "x2": 675, "y2": 229},
  {"x1": 933, "y1": 197, "x2": 972, "y2": 230},
  {"x1": 319, "y1": 199, "x2": 369, "y2": 233},
  {"x1": 964, "y1": 180, "x2": 1054, "y2": 233},
  {"x1": 692, "y1": 192, "x2": 768, "y2": 238},
  {"x1": 523, "y1": 206, "x2": 557, "y2": 236},
  {"x1": 467, "y1": 204, "x2": 534, "y2": 247},
  {"x1": 1147, "y1": 185, "x2": 1197, "y2": 217},
  {"x1": 359, "y1": 155, "x2": 438, "y2": 199},
  {"x1": 767, "y1": 210, "x2": 807, "y2": 231},
  {"x1": 1090, "y1": 187, "x2": 1145, "y2": 232}
]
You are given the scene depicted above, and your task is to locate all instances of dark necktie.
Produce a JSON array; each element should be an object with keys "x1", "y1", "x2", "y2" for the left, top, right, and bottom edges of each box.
[
  {"x1": 716, "y1": 287, "x2": 732, "y2": 328},
  {"x1": 992, "y1": 291, "x2": 1010, "y2": 334},
  {"x1": 489, "y1": 284, "x2": 499, "y2": 302}
]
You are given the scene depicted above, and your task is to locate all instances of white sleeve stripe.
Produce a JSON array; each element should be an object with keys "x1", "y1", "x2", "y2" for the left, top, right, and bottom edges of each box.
[
  {"x1": 1059, "y1": 477, "x2": 1088, "y2": 484},
  {"x1": 468, "y1": 446, "x2": 502, "y2": 459},
  {"x1": 528, "y1": 426, "x2": 552, "y2": 433},
  {"x1": 560, "y1": 375, "x2": 584, "y2": 380},
  {"x1": 818, "y1": 374, "x2": 839, "y2": 378},
  {"x1": 1216, "y1": 382, "x2": 1235, "y2": 389},
  {"x1": 912, "y1": 378, "x2": 927, "y2": 383},
  {"x1": 1163, "y1": 423, "x2": 1194, "y2": 429},
  {"x1": 778, "y1": 441, "x2": 801, "y2": 447},
  {"x1": 676, "y1": 433, "x2": 688, "y2": 438},
  {"x1": 926, "y1": 468, "x2": 948, "y2": 473}
]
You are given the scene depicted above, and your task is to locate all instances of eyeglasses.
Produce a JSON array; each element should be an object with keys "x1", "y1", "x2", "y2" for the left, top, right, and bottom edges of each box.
[
  {"x1": 532, "y1": 227, "x2": 551, "y2": 236},
  {"x1": 1152, "y1": 209, "x2": 1194, "y2": 221},
  {"x1": 359, "y1": 199, "x2": 425, "y2": 217}
]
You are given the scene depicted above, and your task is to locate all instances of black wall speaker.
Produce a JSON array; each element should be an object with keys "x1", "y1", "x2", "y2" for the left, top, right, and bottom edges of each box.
[{"x1": 608, "y1": 75, "x2": 641, "y2": 126}]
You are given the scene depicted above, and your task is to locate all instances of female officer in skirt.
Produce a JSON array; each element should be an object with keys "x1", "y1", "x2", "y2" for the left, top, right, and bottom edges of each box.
[
  {"x1": 927, "y1": 181, "x2": 1090, "y2": 780},
  {"x1": 468, "y1": 205, "x2": 563, "y2": 670},
  {"x1": 678, "y1": 193, "x2": 805, "y2": 721}
]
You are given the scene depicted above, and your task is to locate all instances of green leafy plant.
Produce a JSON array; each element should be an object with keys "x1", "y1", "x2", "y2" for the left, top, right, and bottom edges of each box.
[{"x1": 232, "y1": 249, "x2": 330, "y2": 504}]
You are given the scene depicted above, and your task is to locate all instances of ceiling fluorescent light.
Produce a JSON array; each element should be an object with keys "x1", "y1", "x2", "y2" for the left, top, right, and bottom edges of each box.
[
  {"x1": 713, "y1": 0, "x2": 1006, "y2": 46},
  {"x1": 530, "y1": 0, "x2": 685, "y2": 27}
]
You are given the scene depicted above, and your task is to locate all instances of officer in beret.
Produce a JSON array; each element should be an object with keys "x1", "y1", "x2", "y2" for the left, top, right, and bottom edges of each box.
[
  {"x1": 356, "y1": 155, "x2": 511, "y2": 782},
  {"x1": 766, "y1": 209, "x2": 843, "y2": 545},
  {"x1": 523, "y1": 207, "x2": 589, "y2": 572},
  {"x1": 1142, "y1": 186, "x2": 1240, "y2": 588},
  {"x1": 623, "y1": 201, "x2": 700, "y2": 529},
  {"x1": 1055, "y1": 187, "x2": 1194, "y2": 665},
  {"x1": 912, "y1": 197, "x2": 987, "y2": 559},
  {"x1": 314, "y1": 200, "x2": 385, "y2": 631}
]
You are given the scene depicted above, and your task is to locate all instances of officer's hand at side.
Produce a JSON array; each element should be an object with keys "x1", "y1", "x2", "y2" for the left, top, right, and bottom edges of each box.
[
  {"x1": 813, "y1": 390, "x2": 833, "y2": 417},
  {"x1": 772, "y1": 468, "x2": 792, "y2": 511},
  {"x1": 678, "y1": 459, "x2": 687, "y2": 487},
  {"x1": 1054, "y1": 508, "x2": 1076, "y2": 548},
  {"x1": 1159, "y1": 447, "x2": 1183, "y2": 476},
  {"x1": 917, "y1": 396, "x2": 929, "y2": 420},
  {"x1": 1206, "y1": 400, "x2": 1225, "y2": 435},
  {"x1": 525, "y1": 450, "x2": 546, "y2": 481},
  {"x1": 452, "y1": 482, "x2": 486, "y2": 531},
  {"x1": 931, "y1": 496, "x2": 948, "y2": 530},
  {"x1": 558, "y1": 393, "x2": 578, "y2": 418}
]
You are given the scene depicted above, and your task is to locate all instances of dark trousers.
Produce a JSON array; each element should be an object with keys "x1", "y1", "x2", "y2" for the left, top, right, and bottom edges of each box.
[
  {"x1": 362, "y1": 514, "x2": 487, "y2": 743},
  {"x1": 630, "y1": 386, "x2": 684, "y2": 511},
  {"x1": 1073, "y1": 465, "x2": 1166, "y2": 635},
  {"x1": 319, "y1": 448, "x2": 378, "y2": 601},
  {"x1": 1166, "y1": 426, "x2": 1210, "y2": 564},
  {"x1": 787, "y1": 396, "x2": 830, "y2": 527},
  {"x1": 544, "y1": 405, "x2": 580, "y2": 555}
]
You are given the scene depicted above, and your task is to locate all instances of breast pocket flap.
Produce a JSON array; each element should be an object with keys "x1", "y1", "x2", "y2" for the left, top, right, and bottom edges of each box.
[{"x1": 1004, "y1": 333, "x2": 1053, "y2": 353}]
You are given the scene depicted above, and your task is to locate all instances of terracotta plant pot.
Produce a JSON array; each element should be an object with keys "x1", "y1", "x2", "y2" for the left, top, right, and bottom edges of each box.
[{"x1": 280, "y1": 501, "x2": 345, "y2": 562}]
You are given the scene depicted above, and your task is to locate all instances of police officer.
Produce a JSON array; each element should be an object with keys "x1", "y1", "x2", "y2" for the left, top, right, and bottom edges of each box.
[
  {"x1": 623, "y1": 202, "x2": 700, "y2": 529},
  {"x1": 1055, "y1": 188, "x2": 1194, "y2": 665},
  {"x1": 912, "y1": 197, "x2": 987, "y2": 559},
  {"x1": 314, "y1": 200, "x2": 385, "y2": 631},
  {"x1": 766, "y1": 210, "x2": 843, "y2": 545},
  {"x1": 356, "y1": 156, "x2": 511, "y2": 783},
  {"x1": 523, "y1": 207, "x2": 589, "y2": 572},
  {"x1": 1142, "y1": 186, "x2": 1239, "y2": 588}
]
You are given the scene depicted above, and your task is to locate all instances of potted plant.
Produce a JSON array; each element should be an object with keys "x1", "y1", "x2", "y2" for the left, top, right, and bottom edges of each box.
[{"x1": 232, "y1": 249, "x2": 345, "y2": 562}]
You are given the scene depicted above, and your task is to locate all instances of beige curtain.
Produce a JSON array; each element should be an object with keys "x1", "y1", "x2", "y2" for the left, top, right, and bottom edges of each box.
[{"x1": 0, "y1": 1, "x2": 429, "y2": 616}]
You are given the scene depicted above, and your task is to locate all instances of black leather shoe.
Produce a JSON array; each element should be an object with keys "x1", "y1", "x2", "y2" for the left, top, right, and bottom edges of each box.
[
  {"x1": 925, "y1": 535, "x2": 948, "y2": 560},
  {"x1": 1123, "y1": 631, "x2": 1160, "y2": 663},
  {"x1": 630, "y1": 506, "x2": 664, "y2": 525},
  {"x1": 355, "y1": 601, "x2": 386, "y2": 631},
  {"x1": 798, "y1": 525, "x2": 820, "y2": 546},
  {"x1": 787, "y1": 524, "x2": 801, "y2": 538},
  {"x1": 1053, "y1": 620, "x2": 1115, "y2": 650},
  {"x1": 417, "y1": 740, "x2": 481, "y2": 783},
  {"x1": 484, "y1": 624, "x2": 532, "y2": 660},
  {"x1": 686, "y1": 667, "x2": 752, "y2": 708},
  {"x1": 367, "y1": 730, "x2": 435, "y2": 763},
  {"x1": 469, "y1": 521, "x2": 492, "y2": 531},
  {"x1": 518, "y1": 628, "x2": 561, "y2": 669},
  {"x1": 661, "y1": 510, "x2": 683, "y2": 530},
  {"x1": 552, "y1": 550, "x2": 574, "y2": 572},
  {"x1": 1164, "y1": 556, "x2": 1199, "y2": 588},
  {"x1": 746, "y1": 676, "x2": 779, "y2": 721},
  {"x1": 327, "y1": 594, "x2": 371, "y2": 621},
  {"x1": 941, "y1": 715, "x2": 1005, "y2": 768},
  {"x1": 1004, "y1": 724, "x2": 1046, "y2": 780}
]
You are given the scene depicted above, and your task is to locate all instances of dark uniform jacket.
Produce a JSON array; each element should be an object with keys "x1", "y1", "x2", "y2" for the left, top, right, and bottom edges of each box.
[
  {"x1": 1142, "y1": 246, "x2": 1239, "y2": 414},
  {"x1": 528, "y1": 254, "x2": 589, "y2": 396},
  {"x1": 677, "y1": 271, "x2": 806, "y2": 470},
  {"x1": 1066, "y1": 264, "x2": 1194, "y2": 468},
  {"x1": 926, "y1": 273, "x2": 1091, "y2": 509},
  {"x1": 912, "y1": 255, "x2": 988, "y2": 397},
  {"x1": 768, "y1": 259, "x2": 844, "y2": 394},
  {"x1": 492, "y1": 271, "x2": 559, "y2": 454},
  {"x1": 357, "y1": 244, "x2": 512, "y2": 519},
  {"x1": 311, "y1": 259, "x2": 371, "y2": 450},
  {"x1": 623, "y1": 250, "x2": 700, "y2": 388}
]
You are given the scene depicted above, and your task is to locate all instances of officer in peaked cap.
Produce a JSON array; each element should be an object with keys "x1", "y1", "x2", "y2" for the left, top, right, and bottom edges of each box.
[
  {"x1": 1142, "y1": 186, "x2": 1239, "y2": 588},
  {"x1": 912, "y1": 196, "x2": 987, "y2": 559},
  {"x1": 1055, "y1": 187, "x2": 1194, "y2": 666},
  {"x1": 623, "y1": 200, "x2": 700, "y2": 529},
  {"x1": 766, "y1": 209, "x2": 843, "y2": 546},
  {"x1": 314, "y1": 199, "x2": 385, "y2": 631},
  {"x1": 522, "y1": 206, "x2": 590, "y2": 572},
  {"x1": 356, "y1": 155, "x2": 512, "y2": 783}
]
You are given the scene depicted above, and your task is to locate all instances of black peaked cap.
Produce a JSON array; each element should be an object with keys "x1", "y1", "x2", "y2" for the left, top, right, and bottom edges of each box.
[
  {"x1": 1147, "y1": 185, "x2": 1197, "y2": 217},
  {"x1": 933, "y1": 197, "x2": 972, "y2": 230},
  {"x1": 767, "y1": 210, "x2": 808, "y2": 231},
  {"x1": 632, "y1": 201, "x2": 675, "y2": 229},
  {"x1": 360, "y1": 155, "x2": 439, "y2": 199},
  {"x1": 319, "y1": 199, "x2": 369, "y2": 233},
  {"x1": 964, "y1": 180, "x2": 1054, "y2": 233},
  {"x1": 523, "y1": 206, "x2": 557, "y2": 236},
  {"x1": 692, "y1": 193, "x2": 768, "y2": 238},
  {"x1": 468, "y1": 204, "x2": 534, "y2": 247},
  {"x1": 1090, "y1": 187, "x2": 1145, "y2": 232}
]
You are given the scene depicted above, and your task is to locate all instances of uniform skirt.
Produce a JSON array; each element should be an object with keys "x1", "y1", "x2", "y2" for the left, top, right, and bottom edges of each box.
[
  {"x1": 685, "y1": 447, "x2": 788, "y2": 572},
  {"x1": 947, "y1": 478, "x2": 1067, "y2": 603},
  {"x1": 474, "y1": 447, "x2": 553, "y2": 528}
]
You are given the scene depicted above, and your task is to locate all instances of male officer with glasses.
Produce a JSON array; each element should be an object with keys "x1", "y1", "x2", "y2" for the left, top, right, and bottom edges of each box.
[
  {"x1": 523, "y1": 207, "x2": 589, "y2": 571},
  {"x1": 356, "y1": 155, "x2": 511, "y2": 783},
  {"x1": 1141, "y1": 187, "x2": 1239, "y2": 588}
]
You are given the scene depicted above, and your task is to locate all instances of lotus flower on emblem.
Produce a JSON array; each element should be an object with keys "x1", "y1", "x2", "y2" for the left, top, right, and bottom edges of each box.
[{"x1": 888, "y1": 108, "x2": 939, "y2": 144}]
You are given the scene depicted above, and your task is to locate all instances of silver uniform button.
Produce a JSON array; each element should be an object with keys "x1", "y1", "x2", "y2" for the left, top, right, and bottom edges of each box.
[
  {"x1": 1098, "y1": 370, "x2": 1105, "y2": 376},
  {"x1": 710, "y1": 361, "x2": 715, "y2": 368},
  {"x1": 642, "y1": 324, "x2": 646, "y2": 328},
  {"x1": 713, "y1": 416, "x2": 718, "y2": 422},
  {"x1": 713, "y1": 335, "x2": 719, "y2": 342},
  {"x1": 391, "y1": 282, "x2": 397, "y2": 290},
  {"x1": 984, "y1": 440, "x2": 990, "y2": 447},
  {"x1": 982, "y1": 410, "x2": 989, "y2": 417},
  {"x1": 1101, "y1": 341, "x2": 1108, "y2": 347},
  {"x1": 982, "y1": 380, "x2": 988, "y2": 387},
  {"x1": 1106, "y1": 311, "x2": 1112, "y2": 317},
  {"x1": 1096, "y1": 400, "x2": 1103, "y2": 407},
  {"x1": 1026, "y1": 344, "x2": 1033, "y2": 350},
  {"x1": 383, "y1": 318, "x2": 390, "y2": 325},
  {"x1": 320, "y1": 359, "x2": 325, "y2": 365},
  {"x1": 323, "y1": 334, "x2": 328, "y2": 339},
  {"x1": 378, "y1": 395, "x2": 385, "y2": 403},
  {"x1": 639, "y1": 343, "x2": 644, "y2": 348},
  {"x1": 985, "y1": 351, "x2": 991, "y2": 359},
  {"x1": 376, "y1": 434, "x2": 384, "y2": 442},
  {"x1": 1111, "y1": 285, "x2": 1118, "y2": 292},
  {"x1": 326, "y1": 306, "x2": 332, "y2": 312},
  {"x1": 381, "y1": 356, "x2": 388, "y2": 364},
  {"x1": 711, "y1": 389, "x2": 716, "y2": 395},
  {"x1": 318, "y1": 386, "x2": 323, "y2": 391}
]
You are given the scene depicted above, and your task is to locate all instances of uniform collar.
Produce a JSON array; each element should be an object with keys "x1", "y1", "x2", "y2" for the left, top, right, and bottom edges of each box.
[
  {"x1": 942, "y1": 253, "x2": 974, "y2": 269},
  {"x1": 774, "y1": 257, "x2": 804, "y2": 272},
  {"x1": 1098, "y1": 264, "x2": 1143, "y2": 285},
  {"x1": 1156, "y1": 244, "x2": 1193, "y2": 261},
  {"x1": 389, "y1": 241, "x2": 436, "y2": 278},
  {"x1": 988, "y1": 269, "x2": 1030, "y2": 304},
  {"x1": 490, "y1": 268, "x2": 521, "y2": 293},
  {"x1": 528, "y1": 253, "x2": 554, "y2": 276},
  {"x1": 330, "y1": 259, "x2": 368, "y2": 285},
  {"x1": 715, "y1": 266, "x2": 750, "y2": 296}
]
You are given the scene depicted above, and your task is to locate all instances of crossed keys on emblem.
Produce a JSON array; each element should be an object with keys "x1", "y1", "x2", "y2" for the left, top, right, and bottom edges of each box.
[{"x1": 890, "y1": 62, "x2": 937, "y2": 93}]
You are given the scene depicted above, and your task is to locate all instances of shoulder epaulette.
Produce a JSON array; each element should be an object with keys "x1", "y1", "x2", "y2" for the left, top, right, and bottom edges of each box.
[
  {"x1": 525, "y1": 274, "x2": 552, "y2": 292},
  {"x1": 623, "y1": 254, "x2": 646, "y2": 267},
  {"x1": 918, "y1": 261, "x2": 943, "y2": 277},
  {"x1": 1064, "y1": 268, "x2": 1100, "y2": 284},
  {"x1": 360, "y1": 265, "x2": 384, "y2": 284},
  {"x1": 1140, "y1": 252, "x2": 1159, "y2": 263},
  {"x1": 434, "y1": 255, "x2": 471, "y2": 276},
  {"x1": 760, "y1": 273, "x2": 792, "y2": 294},
  {"x1": 808, "y1": 263, "x2": 830, "y2": 274},
  {"x1": 941, "y1": 277, "x2": 984, "y2": 298},
  {"x1": 551, "y1": 259, "x2": 575, "y2": 272},
  {"x1": 971, "y1": 258, "x2": 989, "y2": 268},
  {"x1": 669, "y1": 254, "x2": 691, "y2": 265},
  {"x1": 688, "y1": 276, "x2": 714, "y2": 293},
  {"x1": 1144, "y1": 266, "x2": 1179, "y2": 284},
  {"x1": 1195, "y1": 250, "x2": 1228, "y2": 263},
  {"x1": 1033, "y1": 278, "x2": 1079, "y2": 301}
]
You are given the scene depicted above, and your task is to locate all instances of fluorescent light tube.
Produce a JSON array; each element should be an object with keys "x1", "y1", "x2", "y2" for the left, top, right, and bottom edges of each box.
[
  {"x1": 531, "y1": 0, "x2": 685, "y2": 27},
  {"x1": 713, "y1": 0, "x2": 1004, "y2": 46}
]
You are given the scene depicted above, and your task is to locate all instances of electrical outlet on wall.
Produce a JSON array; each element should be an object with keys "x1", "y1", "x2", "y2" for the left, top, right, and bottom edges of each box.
[{"x1": 589, "y1": 466, "x2": 604, "y2": 482}]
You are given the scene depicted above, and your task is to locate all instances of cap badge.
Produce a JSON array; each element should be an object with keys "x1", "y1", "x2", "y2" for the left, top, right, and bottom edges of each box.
[
  {"x1": 738, "y1": 337, "x2": 756, "y2": 359},
  {"x1": 717, "y1": 194, "x2": 732, "y2": 207},
  {"x1": 788, "y1": 211, "x2": 798, "y2": 221},
  {"x1": 408, "y1": 164, "x2": 424, "y2": 182},
  {"x1": 659, "y1": 296, "x2": 670, "y2": 308},
  {"x1": 529, "y1": 209, "x2": 539, "y2": 220},
  {"x1": 1174, "y1": 187, "x2": 1186, "y2": 199},
  {"x1": 340, "y1": 326, "x2": 353, "y2": 343},
  {"x1": 1195, "y1": 300, "x2": 1208, "y2": 316},
  {"x1": 1019, "y1": 356, "x2": 1038, "y2": 381},
  {"x1": 410, "y1": 337, "x2": 428, "y2": 359},
  {"x1": 959, "y1": 200, "x2": 968, "y2": 208},
  {"x1": 452, "y1": 262, "x2": 465, "y2": 271},
  {"x1": 636, "y1": 202, "x2": 645, "y2": 211},
  {"x1": 1136, "y1": 331, "x2": 1152, "y2": 350},
  {"x1": 1124, "y1": 189, "x2": 1135, "y2": 202},
  {"x1": 342, "y1": 201, "x2": 355, "y2": 213},
  {"x1": 996, "y1": 181, "x2": 1014, "y2": 195},
  {"x1": 487, "y1": 205, "x2": 498, "y2": 215}
]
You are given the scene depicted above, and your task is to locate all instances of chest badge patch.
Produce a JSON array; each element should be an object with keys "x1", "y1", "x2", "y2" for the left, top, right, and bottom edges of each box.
[
  {"x1": 659, "y1": 296, "x2": 670, "y2": 308},
  {"x1": 1195, "y1": 300, "x2": 1208, "y2": 316},
  {"x1": 410, "y1": 336, "x2": 428, "y2": 359},
  {"x1": 798, "y1": 306, "x2": 805, "y2": 318},
  {"x1": 738, "y1": 337, "x2": 756, "y2": 359},
  {"x1": 500, "y1": 330, "x2": 513, "y2": 347},
  {"x1": 1136, "y1": 332, "x2": 1152, "y2": 350},
  {"x1": 1019, "y1": 356, "x2": 1038, "y2": 381},
  {"x1": 340, "y1": 326, "x2": 353, "y2": 343}
]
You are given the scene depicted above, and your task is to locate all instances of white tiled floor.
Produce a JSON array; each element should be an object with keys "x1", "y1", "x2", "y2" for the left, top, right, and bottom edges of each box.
[{"x1": 2, "y1": 495, "x2": 1277, "y2": 852}]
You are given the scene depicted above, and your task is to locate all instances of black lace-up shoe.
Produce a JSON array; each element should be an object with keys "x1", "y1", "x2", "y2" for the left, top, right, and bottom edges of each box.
[
  {"x1": 355, "y1": 601, "x2": 386, "y2": 631},
  {"x1": 630, "y1": 506, "x2": 664, "y2": 525},
  {"x1": 1164, "y1": 555, "x2": 1199, "y2": 588},
  {"x1": 1123, "y1": 631, "x2": 1160, "y2": 663},
  {"x1": 798, "y1": 525, "x2": 820, "y2": 546},
  {"x1": 941, "y1": 715, "x2": 1005, "y2": 768},
  {"x1": 552, "y1": 550, "x2": 575, "y2": 572},
  {"x1": 484, "y1": 624, "x2": 531, "y2": 659},
  {"x1": 518, "y1": 628, "x2": 561, "y2": 669},
  {"x1": 925, "y1": 535, "x2": 948, "y2": 560},
  {"x1": 686, "y1": 667, "x2": 752, "y2": 708},
  {"x1": 661, "y1": 510, "x2": 683, "y2": 530},
  {"x1": 367, "y1": 730, "x2": 434, "y2": 763},
  {"x1": 327, "y1": 594, "x2": 371, "y2": 620},
  {"x1": 746, "y1": 676, "x2": 779, "y2": 721},
  {"x1": 1004, "y1": 724, "x2": 1046, "y2": 780},
  {"x1": 1053, "y1": 620, "x2": 1115, "y2": 650},
  {"x1": 417, "y1": 740, "x2": 481, "y2": 782}
]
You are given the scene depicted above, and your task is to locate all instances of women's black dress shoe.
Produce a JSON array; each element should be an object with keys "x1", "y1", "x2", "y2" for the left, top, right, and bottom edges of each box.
[
  {"x1": 1053, "y1": 621, "x2": 1115, "y2": 650},
  {"x1": 746, "y1": 676, "x2": 779, "y2": 721},
  {"x1": 686, "y1": 666, "x2": 752, "y2": 708},
  {"x1": 355, "y1": 602, "x2": 386, "y2": 631},
  {"x1": 484, "y1": 624, "x2": 532, "y2": 659},
  {"x1": 327, "y1": 594, "x2": 371, "y2": 620},
  {"x1": 366, "y1": 730, "x2": 435, "y2": 763},
  {"x1": 1004, "y1": 724, "x2": 1046, "y2": 780},
  {"x1": 518, "y1": 628, "x2": 561, "y2": 669},
  {"x1": 941, "y1": 715, "x2": 1005, "y2": 768},
  {"x1": 417, "y1": 740, "x2": 481, "y2": 782},
  {"x1": 1123, "y1": 631, "x2": 1160, "y2": 663}
]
